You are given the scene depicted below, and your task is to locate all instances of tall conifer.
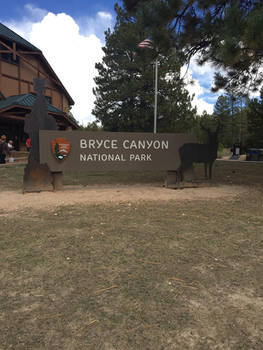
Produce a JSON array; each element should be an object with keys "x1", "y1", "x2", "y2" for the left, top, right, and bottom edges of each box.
[{"x1": 92, "y1": 4, "x2": 196, "y2": 132}]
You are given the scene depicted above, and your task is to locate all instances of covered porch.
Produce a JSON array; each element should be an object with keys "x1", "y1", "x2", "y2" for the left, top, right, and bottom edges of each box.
[{"x1": 0, "y1": 93, "x2": 78, "y2": 151}]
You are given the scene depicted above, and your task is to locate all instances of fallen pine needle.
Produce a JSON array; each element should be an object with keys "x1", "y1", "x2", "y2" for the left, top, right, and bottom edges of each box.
[
  {"x1": 94, "y1": 285, "x2": 117, "y2": 294},
  {"x1": 167, "y1": 277, "x2": 198, "y2": 290},
  {"x1": 144, "y1": 324, "x2": 158, "y2": 329},
  {"x1": 167, "y1": 277, "x2": 185, "y2": 283}
]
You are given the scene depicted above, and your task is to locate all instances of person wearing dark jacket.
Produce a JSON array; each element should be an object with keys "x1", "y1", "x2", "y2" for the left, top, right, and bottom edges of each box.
[{"x1": 0, "y1": 135, "x2": 10, "y2": 164}]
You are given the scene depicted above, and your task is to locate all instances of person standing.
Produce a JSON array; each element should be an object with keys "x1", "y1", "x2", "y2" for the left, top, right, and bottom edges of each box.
[
  {"x1": 8, "y1": 140, "x2": 14, "y2": 151},
  {"x1": 0, "y1": 135, "x2": 10, "y2": 164},
  {"x1": 26, "y1": 137, "x2": 31, "y2": 152}
]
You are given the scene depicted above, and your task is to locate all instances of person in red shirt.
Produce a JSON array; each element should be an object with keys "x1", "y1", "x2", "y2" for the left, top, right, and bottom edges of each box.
[{"x1": 26, "y1": 138, "x2": 31, "y2": 152}]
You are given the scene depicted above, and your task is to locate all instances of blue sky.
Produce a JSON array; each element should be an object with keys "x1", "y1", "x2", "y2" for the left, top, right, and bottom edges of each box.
[
  {"x1": 1, "y1": 1, "x2": 118, "y2": 23},
  {"x1": 1, "y1": 1, "x2": 218, "y2": 125}
]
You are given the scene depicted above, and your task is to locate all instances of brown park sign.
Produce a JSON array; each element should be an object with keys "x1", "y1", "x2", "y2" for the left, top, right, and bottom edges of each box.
[{"x1": 39, "y1": 130, "x2": 197, "y2": 172}]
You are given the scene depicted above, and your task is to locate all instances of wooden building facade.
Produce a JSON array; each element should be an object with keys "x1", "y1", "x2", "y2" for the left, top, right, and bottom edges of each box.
[{"x1": 0, "y1": 23, "x2": 78, "y2": 150}]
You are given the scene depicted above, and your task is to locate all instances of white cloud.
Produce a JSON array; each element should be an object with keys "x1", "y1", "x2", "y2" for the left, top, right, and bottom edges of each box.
[
  {"x1": 3, "y1": 5, "x2": 112, "y2": 125},
  {"x1": 98, "y1": 12, "x2": 113, "y2": 20},
  {"x1": 187, "y1": 54, "x2": 262, "y2": 102},
  {"x1": 190, "y1": 55, "x2": 216, "y2": 78},
  {"x1": 4, "y1": 4, "x2": 48, "y2": 39},
  {"x1": 182, "y1": 63, "x2": 215, "y2": 115},
  {"x1": 28, "y1": 12, "x2": 104, "y2": 124},
  {"x1": 189, "y1": 80, "x2": 215, "y2": 115},
  {"x1": 77, "y1": 11, "x2": 114, "y2": 40},
  {"x1": 24, "y1": 4, "x2": 48, "y2": 21}
]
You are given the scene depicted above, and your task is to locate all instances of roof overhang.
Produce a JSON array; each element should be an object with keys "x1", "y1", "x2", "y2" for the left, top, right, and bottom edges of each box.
[{"x1": 0, "y1": 104, "x2": 78, "y2": 129}]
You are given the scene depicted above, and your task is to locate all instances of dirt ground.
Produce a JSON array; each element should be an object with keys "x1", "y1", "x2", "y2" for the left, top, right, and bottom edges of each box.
[
  {"x1": 0, "y1": 184, "x2": 248, "y2": 212},
  {"x1": 1, "y1": 162, "x2": 263, "y2": 349}
]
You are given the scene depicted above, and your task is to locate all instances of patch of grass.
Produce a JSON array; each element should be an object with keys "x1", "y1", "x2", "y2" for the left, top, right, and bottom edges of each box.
[
  {"x1": 1, "y1": 161, "x2": 263, "y2": 349},
  {"x1": 1, "y1": 187, "x2": 263, "y2": 349},
  {"x1": 0, "y1": 163, "x2": 24, "y2": 190},
  {"x1": 1, "y1": 160, "x2": 263, "y2": 191}
]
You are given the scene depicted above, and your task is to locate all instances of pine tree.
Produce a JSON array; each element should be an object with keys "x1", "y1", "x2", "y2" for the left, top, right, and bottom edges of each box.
[
  {"x1": 214, "y1": 94, "x2": 248, "y2": 148},
  {"x1": 214, "y1": 95, "x2": 234, "y2": 147},
  {"x1": 246, "y1": 91, "x2": 263, "y2": 148},
  {"x1": 92, "y1": 4, "x2": 196, "y2": 133},
  {"x1": 123, "y1": 0, "x2": 263, "y2": 94}
]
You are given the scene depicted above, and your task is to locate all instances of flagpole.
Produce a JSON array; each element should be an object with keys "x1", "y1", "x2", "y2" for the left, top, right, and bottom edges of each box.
[
  {"x1": 137, "y1": 38, "x2": 158, "y2": 133},
  {"x1": 154, "y1": 58, "x2": 158, "y2": 134}
]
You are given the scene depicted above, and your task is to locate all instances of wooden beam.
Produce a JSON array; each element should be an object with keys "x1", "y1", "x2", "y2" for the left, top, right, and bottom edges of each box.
[
  {"x1": 0, "y1": 50, "x2": 40, "y2": 54},
  {"x1": 12, "y1": 42, "x2": 17, "y2": 60},
  {"x1": 2, "y1": 73, "x2": 33, "y2": 86},
  {"x1": 0, "y1": 104, "x2": 30, "y2": 113},
  {"x1": 17, "y1": 51, "x2": 41, "y2": 55},
  {"x1": 18, "y1": 57, "x2": 21, "y2": 93},
  {"x1": 0, "y1": 114, "x2": 24, "y2": 121},
  {"x1": 2, "y1": 73, "x2": 61, "y2": 97},
  {"x1": 61, "y1": 93, "x2": 63, "y2": 110},
  {"x1": 0, "y1": 41, "x2": 13, "y2": 53}
]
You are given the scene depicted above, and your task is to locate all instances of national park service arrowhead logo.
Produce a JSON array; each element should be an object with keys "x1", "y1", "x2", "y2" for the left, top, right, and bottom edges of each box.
[{"x1": 51, "y1": 137, "x2": 71, "y2": 161}]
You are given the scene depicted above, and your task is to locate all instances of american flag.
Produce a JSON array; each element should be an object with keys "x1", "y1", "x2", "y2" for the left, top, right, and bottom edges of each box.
[{"x1": 138, "y1": 38, "x2": 154, "y2": 49}]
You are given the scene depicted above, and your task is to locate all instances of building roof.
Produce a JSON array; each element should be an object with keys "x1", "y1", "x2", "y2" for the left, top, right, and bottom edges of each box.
[
  {"x1": 0, "y1": 94, "x2": 64, "y2": 114},
  {"x1": 0, "y1": 23, "x2": 40, "y2": 52},
  {"x1": 0, "y1": 94, "x2": 79, "y2": 128}
]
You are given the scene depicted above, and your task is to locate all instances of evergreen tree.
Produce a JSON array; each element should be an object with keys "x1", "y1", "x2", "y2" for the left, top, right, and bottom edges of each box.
[
  {"x1": 214, "y1": 95, "x2": 238, "y2": 147},
  {"x1": 123, "y1": 0, "x2": 263, "y2": 94},
  {"x1": 246, "y1": 91, "x2": 263, "y2": 148},
  {"x1": 214, "y1": 95, "x2": 231, "y2": 147},
  {"x1": 193, "y1": 112, "x2": 220, "y2": 144},
  {"x1": 92, "y1": 4, "x2": 196, "y2": 132},
  {"x1": 79, "y1": 121, "x2": 102, "y2": 131},
  {"x1": 214, "y1": 94, "x2": 248, "y2": 148}
]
